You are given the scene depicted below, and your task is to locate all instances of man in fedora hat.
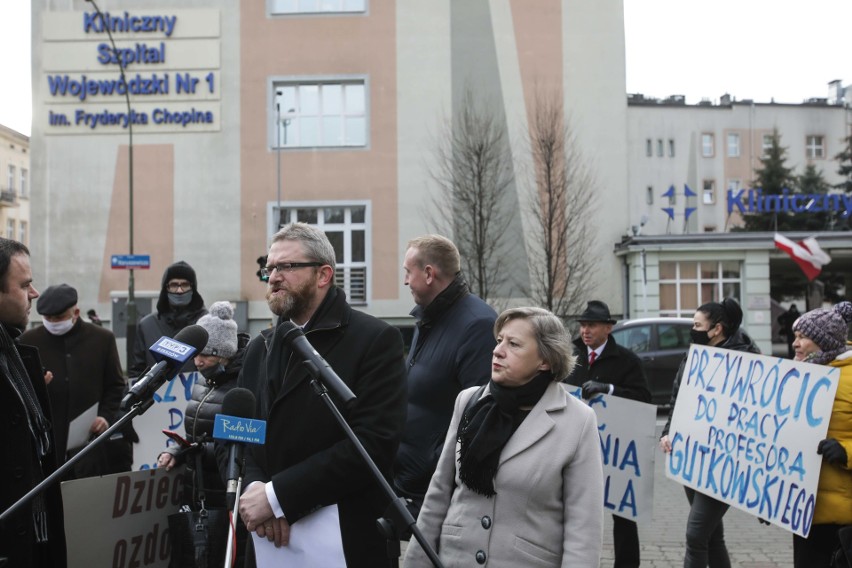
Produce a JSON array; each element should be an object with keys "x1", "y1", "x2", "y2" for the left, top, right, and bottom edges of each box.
[{"x1": 566, "y1": 299, "x2": 650, "y2": 568}]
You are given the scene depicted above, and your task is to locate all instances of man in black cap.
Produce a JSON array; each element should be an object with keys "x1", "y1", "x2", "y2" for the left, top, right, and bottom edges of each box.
[
  {"x1": 21, "y1": 284, "x2": 128, "y2": 477},
  {"x1": 130, "y1": 260, "x2": 207, "y2": 376},
  {"x1": 565, "y1": 299, "x2": 650, "y2": 568}
]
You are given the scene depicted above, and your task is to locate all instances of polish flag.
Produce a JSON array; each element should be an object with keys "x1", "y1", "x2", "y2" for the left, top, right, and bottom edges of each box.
[{"x1": 773, "y1": 233, "x2": 832, "y2": 281}]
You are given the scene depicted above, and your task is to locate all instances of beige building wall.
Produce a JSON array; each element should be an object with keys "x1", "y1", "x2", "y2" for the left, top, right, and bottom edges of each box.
[{"x1": 0, "y1": 125, "x2": 31, "y2": 248}]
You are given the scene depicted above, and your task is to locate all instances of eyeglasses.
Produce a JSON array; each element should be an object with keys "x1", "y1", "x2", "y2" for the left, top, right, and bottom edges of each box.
[
  {"x1": 260, "y1": 262, "x2": 323, "y2": 278},
  {"x1": 167, "y1": 282, "x2": 192, "y2": 293}
]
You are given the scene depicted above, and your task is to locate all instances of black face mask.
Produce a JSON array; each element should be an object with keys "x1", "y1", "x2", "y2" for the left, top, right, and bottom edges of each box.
[
  {"x1": 201, "y1": 363, "x2": 226, "y2": 384},
  {"x1": 690, "y1": 328, "x2": 711, "y2": 346}
]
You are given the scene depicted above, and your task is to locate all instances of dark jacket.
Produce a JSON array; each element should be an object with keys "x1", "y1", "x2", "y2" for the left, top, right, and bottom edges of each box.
[
  {"x1": 0, "y1": 335, "x2": 67, "y2": 567},
  {"x1": 565, "y1": 335, "x2": 651, "y2": 403},
  {"x1": 163, "y1": 335, "x2": 248, "y2": 508},
  {"x1": 239, "y1": 288, "x2": 407, "y2": 568},
  {"x1": 130, "y1": 261, "x2": 207, "y2": 376},
  {"x1": 21, "y1": 319, "x2": 126, "y2": 460},
  {"x1": 662, "y1": 329, "x2": 760, "y2": 437},
  {"x1": 394, "y1": 278, "x2": 496, "y2": 498}
]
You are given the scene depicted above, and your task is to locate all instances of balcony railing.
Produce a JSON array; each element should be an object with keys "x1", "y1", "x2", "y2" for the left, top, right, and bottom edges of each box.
[{"x1": 0, "y1": 189, "x2": 17, "y2": 207}]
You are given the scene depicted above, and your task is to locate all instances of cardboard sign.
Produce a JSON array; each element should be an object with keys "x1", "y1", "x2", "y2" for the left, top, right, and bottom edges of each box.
[
  {"x1": 566, "y1": 386, "x2": 657, "y2": 523},
  {"x1": 61, "y1": 467, "x2": 184, "y2": 568},
  {"x1": 666, "y1": 345, "x2": 840, "y2": 537},
  {"x1": 133, "y1": 372, "x2": 198, "y2": 470}
]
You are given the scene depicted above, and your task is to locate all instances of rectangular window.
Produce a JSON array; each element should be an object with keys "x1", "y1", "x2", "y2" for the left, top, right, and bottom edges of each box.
[
  {"x1": 806, "y1": 135, "x2": 825, "y2": 159},
  {"x1": 656, "y1": 139, "x2": 664, "y2": 157},
  {"x1": 727, "y1": 133, "x2": 740, "y2": 157},
  {"x1": 270, "y1": 0, "x2": 366, "y2": 15},
  {"x1": 276, "y1": 203, "x2": 369, "y2": 304},
  {"x1": 18, "y1": 221, "x2": 26, "y2": 245},
  {"x1": 762, "y1": 134, "x2": 773, "y2": 156},
  {"x1": 668, "y1": 139, "x2": 675, "y2": 157},
  {"x1": 727, "y1": 179, "x2": 741, "y2": 193},
  {"x1": 701, "y1": 133, "x2": 714, "y2": 157},
  {"x1": 646, "y1": 139, "x2": 652, "y2": 157},
  {"x1": 646, "y1": 186, "x2": 653, "y2": 205},
  {"x1": 19, "y1": 169, "x2": 27, "y2": 198},
  {"x1": 273, "y1": 80, "x2": 367, "y2": 148},
  {"x1": 7, "y1": 165, "x2": 15, "y2": 191},
  {"x1": 5, "y1": 219, "x2": 14, "y2": 240},
  {"x1": 702, "y1": 179, "x2": 715, "y2": 204},
  {"x1": 659, "y1": 260, "x2": 742, "y2": 317}
]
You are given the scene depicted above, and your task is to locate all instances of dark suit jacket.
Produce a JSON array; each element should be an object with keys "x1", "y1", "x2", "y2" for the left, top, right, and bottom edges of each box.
[
  {"x1": 239, "y1": 287, "x2": 407, "y2": 567},
  {"x1": 565, "y1": 335, "x2": 651, "y2": 403}
]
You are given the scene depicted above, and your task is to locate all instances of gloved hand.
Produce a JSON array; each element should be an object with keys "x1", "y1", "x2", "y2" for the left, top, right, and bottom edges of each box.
[
  {"x1": 818, "y1": 438, "x2": 848, "y2": 466},
  {"x1": 582, "y1": 380, "x2": 610, "y2": 399}
]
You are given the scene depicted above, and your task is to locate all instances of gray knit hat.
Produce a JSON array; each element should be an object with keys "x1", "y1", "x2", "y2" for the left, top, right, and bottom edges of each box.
[
  {"x1": 196, "y1": 301, "x2": 238, "y2": 358},
  {"x1": 792, "y1": 301, "x2": 852, "y2": 364}
]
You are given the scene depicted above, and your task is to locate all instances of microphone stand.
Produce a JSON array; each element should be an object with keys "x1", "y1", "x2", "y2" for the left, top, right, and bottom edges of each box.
[
  {"x1": 0, "y1": 398, "x2": 155, "y2": 523},
  {"x1": 223, "y1": 467, "x2": 244, "y2": 568},
  {"x1": 303, "y1": 365, "x2": 444, "y2": 568}
]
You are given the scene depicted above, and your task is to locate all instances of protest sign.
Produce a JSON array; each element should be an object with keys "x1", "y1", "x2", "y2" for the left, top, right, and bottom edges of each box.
[
  {"x1": 62, "y1": 467, "x2": 184, "y2": 568},
  {"x1": 666, "y1": 345, "x2": 840, "y2": 537},
  {"x1": 566, "y1": 385, "x2": 657, "y2": 522},
  {"x1": 131, "y1": 371, "x2": 198, "y2": 470}
]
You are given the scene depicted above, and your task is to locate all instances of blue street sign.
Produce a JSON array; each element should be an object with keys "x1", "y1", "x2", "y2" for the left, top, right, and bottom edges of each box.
[{"x1": 111, "y1": 254, "x2": 151, "y2": 269}]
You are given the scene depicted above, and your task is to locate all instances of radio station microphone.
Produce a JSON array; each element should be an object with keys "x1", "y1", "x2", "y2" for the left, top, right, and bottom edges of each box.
[
  {"x1": 214, "y1": 388, "x2": 265, "y2": 510},
  {"x1": 121, "y1": 325, "x2": 209, "y2": 410},
  {"x1": 278, "y1": 321, "x2": 356, "y2": 404}
]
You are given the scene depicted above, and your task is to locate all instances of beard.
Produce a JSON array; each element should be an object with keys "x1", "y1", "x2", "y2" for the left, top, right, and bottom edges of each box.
[{"x1": 266, "y1": 273, "x2": 317, "y2": 320}]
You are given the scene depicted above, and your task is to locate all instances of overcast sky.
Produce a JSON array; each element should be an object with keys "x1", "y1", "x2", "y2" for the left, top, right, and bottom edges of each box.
[{"x1": 2, "y1": 0, "x2": 851, "y2": 137}]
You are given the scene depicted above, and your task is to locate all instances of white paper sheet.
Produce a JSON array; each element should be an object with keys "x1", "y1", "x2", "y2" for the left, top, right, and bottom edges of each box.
[
  {"x1": 252, "y1": 504, "x2": 345, "y2": 568},
  {"x1": 66, "y1": 403, "x2": 98, "y2": 451}
]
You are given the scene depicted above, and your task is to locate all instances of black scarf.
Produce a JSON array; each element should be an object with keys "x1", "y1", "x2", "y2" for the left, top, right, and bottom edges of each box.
[{"x1": 457, "y1": 372, "x2": 553, "y2": 496}]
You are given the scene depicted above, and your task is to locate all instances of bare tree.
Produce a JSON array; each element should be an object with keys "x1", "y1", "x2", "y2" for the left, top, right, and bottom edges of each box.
[
  {"x1": 525, "y1": 91, "x2": 598, "y2": 317},
  {"x1": 428, "y1": 90, "x2": 516, "y2": 301}
]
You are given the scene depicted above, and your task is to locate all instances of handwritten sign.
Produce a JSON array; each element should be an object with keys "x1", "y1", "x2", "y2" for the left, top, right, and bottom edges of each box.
[
  {"x1": 132, "y1": 371, "x2": 198, "y2": 470},
  {"x1": 566, "y1": 386, "x2": 657, "y2": 522},
  {"x1": 61, "y1": 467, "x2": 184, "y2": 568},
  {"x1": 667, "y1": 345, "x2": 840, "y2": 537}
]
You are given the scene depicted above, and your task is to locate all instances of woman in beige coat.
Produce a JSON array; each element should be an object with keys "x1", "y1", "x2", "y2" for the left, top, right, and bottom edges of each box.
[{"x1": 404, "y1": 307, "x2": 604, "y2": 568}]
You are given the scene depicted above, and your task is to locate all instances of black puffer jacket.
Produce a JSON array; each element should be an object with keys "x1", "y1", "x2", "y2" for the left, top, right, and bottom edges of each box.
[
  {"x1": 163, "y1": 333, "x2": 248, "y2": 507},
  {"x1": 661, "y1": 329, "x2": 760, "y2": 437}
]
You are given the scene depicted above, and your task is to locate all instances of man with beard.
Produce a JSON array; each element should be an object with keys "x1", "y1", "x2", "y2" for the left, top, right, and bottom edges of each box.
[
  {"x1": 237, "y1": 223, "x2": 407, "y2": 567},
  {"x1": 0, "y1": 239, "x2": 66, "y2": 567}
]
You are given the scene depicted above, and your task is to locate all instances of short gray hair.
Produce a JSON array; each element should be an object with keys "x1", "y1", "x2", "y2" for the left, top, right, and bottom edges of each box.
[
  {"x1": 272, "y1": 223, "x2": 336, "y2": 269},
  {"x1": 494, "y1": 307, "x2": 575, "y2": 380}
]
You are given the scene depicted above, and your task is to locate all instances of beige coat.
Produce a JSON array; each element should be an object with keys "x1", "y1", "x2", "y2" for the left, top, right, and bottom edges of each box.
[{"x1": 404, "y1": 381, "x2": 604, "y2": 568}]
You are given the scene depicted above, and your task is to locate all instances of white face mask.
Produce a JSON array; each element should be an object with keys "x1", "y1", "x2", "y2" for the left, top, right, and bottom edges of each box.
[{"x1": 43, "y1": 317, "x2": 75, "y2": 336}]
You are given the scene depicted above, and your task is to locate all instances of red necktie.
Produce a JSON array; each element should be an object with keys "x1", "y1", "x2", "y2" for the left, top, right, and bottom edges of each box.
[{"x1": 589, "y1": 351, "x2": 597, "y2": 366}]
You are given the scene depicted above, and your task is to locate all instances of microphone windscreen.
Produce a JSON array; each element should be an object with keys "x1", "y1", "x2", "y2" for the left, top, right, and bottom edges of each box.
[
  {"x1": 172, "y1": 324, "x2": 210, "y2": 352},
  {"x1": 222, "y1": 387, "x2": 256, "y2": 419},
  {"x1": 276, "y1": 320, "x2": 304, "y2": 343}
]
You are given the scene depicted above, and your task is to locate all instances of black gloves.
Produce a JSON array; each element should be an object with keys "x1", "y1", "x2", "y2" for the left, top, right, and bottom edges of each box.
[
  {"x1": 818, "y1": 438, "x2": 847, "y2": 466},
  {"x1": 582, "y1": 380, "x2": 611, "y2": 399}
]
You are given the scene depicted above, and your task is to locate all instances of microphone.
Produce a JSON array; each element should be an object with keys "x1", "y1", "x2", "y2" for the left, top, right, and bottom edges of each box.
[
  {"x1": 214, "y1": 388, "x2": 263, "y2": 510},
  {"x1": 278, "y1": 321, "x2": 356, "y2": 404},
  {"x1": 121, "y1": 325, "x2": 209, "y2": 410}
]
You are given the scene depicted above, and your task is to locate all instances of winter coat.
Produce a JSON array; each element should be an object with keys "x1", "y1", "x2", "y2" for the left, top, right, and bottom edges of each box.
[
  {"x1": 404, "y1": 382, "x2": 604, "y2": 568},
  {"x1": 565, "y1": 335, "x2": 651, "y2": 402},
  {"x1": 394, "y1": 278, "x2": 496, "y2": 499},
  {"x1": 239, "y1": 287, "x2": 407, "y2": 567}
]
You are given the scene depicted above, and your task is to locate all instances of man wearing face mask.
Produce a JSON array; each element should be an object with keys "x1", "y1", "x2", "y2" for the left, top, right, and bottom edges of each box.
[
  {"x1": 130, "y1": 260, "x2": 208, "y2": 376},
  {"x1": 20, "y1": 283, "x2": 127, "y2": 477}
]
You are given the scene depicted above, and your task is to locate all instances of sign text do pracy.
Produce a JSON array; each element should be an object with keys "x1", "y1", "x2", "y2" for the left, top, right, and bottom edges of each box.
[{"x1": 667, "y1": 345, "x2": 839, "y2": 537}]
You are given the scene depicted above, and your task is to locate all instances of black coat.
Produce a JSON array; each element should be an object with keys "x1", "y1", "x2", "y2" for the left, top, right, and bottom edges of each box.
[
  {"x1": 0, "y1": 340, "x2": 66, "y2": 567},
  {"x1": 565, "y1": 335, "x2": 651, "y2": 403},
  {"x1": 239, "y1": 288, "x2": 407, "y2": 568}
]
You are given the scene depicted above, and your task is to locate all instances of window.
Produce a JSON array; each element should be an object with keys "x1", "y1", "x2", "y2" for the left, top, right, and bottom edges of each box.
[
  {"x1": 656, "y1": 139, "x2": 664, "y2": 157},
  {"x1": 727, "y1": 133, "x2": 740, "y2": 157},
  {"x1": 806, "y1": 135, "x2": 825, "y2": 159},
  {"x1": 701, "y1": 133, "x2": 714, "y2": 157},
  {"x1": 18, "y1": 221, "x2": 26, "y2": 245},
  {"x1": 659, "y1": 260, "x2": 741, "y2": 317},
  {"x1": 646, "y1": 139, "x2": 652, "y2": 157},
  {"x1": 762, "y1": 134, "x2": 773, "y2": 156},
  {"x1": 611, "y1": 324, "x2": 651, "y2": 354},
  {"x1": 273, "y1": 80, "x2": 367, "y2": 148},
  {"x1": 19, "y1": 169, "x2": 27, "y2": 198},
  {"x1": 7, "y1": 165, "x2": 15, "y2": 191},
  {"x1": 5, "y1": 219, "x2": 14, "y2": 240},
  {"x1": 658, "y1": 322, "x2": 691, "y2": 350},
  {"x1": 668, "y1": 139, "x2": 675, "y2": 157},
  {"x1": 727, "y1": 179, "x2": 741, "y2": 193},
  {"x1": 646, "y1": 186, "x2": 653, "y2": 205},
  {"x1": 270, "y1": 0, "x2": 366, "y2": 14},
  {"x1": 276, "y1": 203, "x2": 369, "y2": 304},
  {"x1": 702, "y1": 179, "x2": 715, "y2": 204}
]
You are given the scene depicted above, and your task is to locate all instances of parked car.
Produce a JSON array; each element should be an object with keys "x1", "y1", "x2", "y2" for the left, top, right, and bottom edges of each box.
[{"x1": 610, "y1": 317, "x2": 693, "y2": 406}]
